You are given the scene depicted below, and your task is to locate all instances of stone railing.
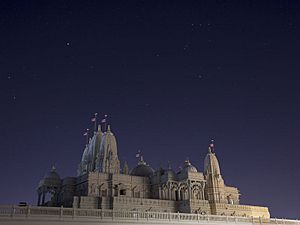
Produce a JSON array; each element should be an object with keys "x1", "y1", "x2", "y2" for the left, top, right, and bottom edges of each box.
[{"x1": 0, "y1": 205, "x2": 299, "y2": 224}]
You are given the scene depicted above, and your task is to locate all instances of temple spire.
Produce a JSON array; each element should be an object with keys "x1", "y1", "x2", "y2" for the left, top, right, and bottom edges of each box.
[
  {"x1": 97, "y1": 124, "x2": 102, "y2": 132},
  {"x1": 123, "y1": 161, "x2": 129, "y2": 175},
  {"x1": 107, "y1": 124, "x2": 111, "y2": 132}
]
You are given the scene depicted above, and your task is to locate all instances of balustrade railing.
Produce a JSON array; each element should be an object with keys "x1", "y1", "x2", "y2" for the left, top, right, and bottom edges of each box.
[{"x1": 0, "y1": 205, "x2": 298, "y2": 225}]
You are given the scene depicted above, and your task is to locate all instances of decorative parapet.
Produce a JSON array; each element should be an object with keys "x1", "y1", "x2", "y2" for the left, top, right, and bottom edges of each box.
[{"x1": 0, "y1": 205, "x2": 298, "y2": 224}]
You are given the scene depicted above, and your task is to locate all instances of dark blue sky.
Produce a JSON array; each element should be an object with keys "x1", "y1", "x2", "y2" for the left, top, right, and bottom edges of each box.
[{"x1": 0, "y1": 0, "x2": 299, "y2": 219}]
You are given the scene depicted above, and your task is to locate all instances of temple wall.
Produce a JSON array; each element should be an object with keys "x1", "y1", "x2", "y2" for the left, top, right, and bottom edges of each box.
[
  {"x1": 212, "y1": 203, "x2": 270, "y2": 218},
  {"x1": 73, "y1": 196, "x2": 100, "y2": 209},
  {"x1": 113, "y1": 196, "x2": 177, "y2": 212},
  {"x1": 189, "y1": 199, "x2": 211, "y2": 214}
]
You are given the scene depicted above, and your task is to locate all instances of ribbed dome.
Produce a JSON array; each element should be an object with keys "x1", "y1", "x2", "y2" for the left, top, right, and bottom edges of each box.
[
  {"x1": 204, "y1": 146, "x2": 221, "y2": 175},
  {"x1": 38, "y1": 166, "x2": 61, "y2": 187},
  {"x1": 130, "y1": 156, "x2": 154, "y2": 177},
  {"x1": 182, "y1": 159, "x2": 198, "y2": 173},
  {"x1": 44, "y1": 169, "x2": 60, "y2": 180}
]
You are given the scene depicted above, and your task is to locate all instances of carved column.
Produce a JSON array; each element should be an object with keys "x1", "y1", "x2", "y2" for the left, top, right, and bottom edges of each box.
[
  {"x1": 37, "y1": 192, "x2": 41, "y2": 206},
  {"x1": 201, "y1": 183, "x2": 205, "y2": 200},
  {"x1": 42, "y1": 192, "x2": 46, "y2": 205},
  {"x1": 158, "y1": 187, "x2": 161, "y2": 199},
  {"x1": 188, "y1": 186, "x2": 191, "y2": 200}
]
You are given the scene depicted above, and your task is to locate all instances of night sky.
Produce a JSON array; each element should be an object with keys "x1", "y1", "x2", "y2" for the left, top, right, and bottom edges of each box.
[{"x1": 0, "y1": 0, "x2": 299, "y2": 219}]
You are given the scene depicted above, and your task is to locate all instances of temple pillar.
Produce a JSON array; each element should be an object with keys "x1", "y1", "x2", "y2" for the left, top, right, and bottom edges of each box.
[
  {"x1": 37, "y1": 193, "x2": 41, "y2": 206},
  {"x1": 188, "y1": 187, "x2": 191, "y2": 200},
  {"x1": 158, "y1": 187, "x2": 161, "y2": 199},
  {"x1": 42, "y1": 192, "x2": 46, "y2": 205}
]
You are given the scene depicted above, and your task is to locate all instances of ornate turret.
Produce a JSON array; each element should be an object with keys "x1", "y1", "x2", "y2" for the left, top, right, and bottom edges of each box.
[
  {"x1": 123, "y1": 161, "x2": 129, "y2": 175},
  {"x1": 204, "y1": 141, "x2": 225, "y2": 203},
  {"x1": 37, "y1": 166, "x2": 61, "y2": 206},
  {"x1": 182, "y1": 159, "x2": 198, "y2": 173},
  {"x1": 130, "y1": 155, "x2": 154, "y2": 177}
]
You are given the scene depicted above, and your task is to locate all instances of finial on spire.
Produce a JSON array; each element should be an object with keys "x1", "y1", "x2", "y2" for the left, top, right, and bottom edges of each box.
[
  {"x1": 51, "y1": 165, "x2": 56, "y2": 171},
  {"x1": 208, "y1": 139, "x2": 215, "y2": 153},
  {"x1": 136, "y1": 150, "x2": 146, "y2": 165},
  {"x1": 138, "y1": 155, "x2": 146, "y2": 165},
  {"x1": 97, "y1": 124, "x2": 102, "y2": 132},
  {"x1": 107, "y1": 124, "x2": 111, "y2": 132},
  {"x1": 184, "y1": 158, "x2": 191, "y2": 165}
]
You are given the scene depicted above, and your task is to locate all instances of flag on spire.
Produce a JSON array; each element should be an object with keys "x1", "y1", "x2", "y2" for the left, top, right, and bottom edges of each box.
[
  {"x1": 101, "y1": 114, "x2": 108, "y2": 123},
  {"x1": 92, "y1": 112, "x2": 98, "y2": 121},
  {"x1": 83, "y1": 128, "x2": 89, "y2": 136}
]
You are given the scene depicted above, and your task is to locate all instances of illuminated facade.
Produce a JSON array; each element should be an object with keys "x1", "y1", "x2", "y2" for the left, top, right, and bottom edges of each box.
[{"x1": 37, "y1": 124, "x2": 269, "y2": 218}]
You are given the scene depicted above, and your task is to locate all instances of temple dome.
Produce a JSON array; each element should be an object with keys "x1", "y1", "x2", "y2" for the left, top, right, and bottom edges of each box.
[
  {"x1": 130, "y1": 156, "x2": 154, "y2": 177},
  {"x1": 38, "y1": 166, "x2": 61, "y2": 187},
  {"x1": 182, "y1": 159, "x2": 198, "y2": 173}
]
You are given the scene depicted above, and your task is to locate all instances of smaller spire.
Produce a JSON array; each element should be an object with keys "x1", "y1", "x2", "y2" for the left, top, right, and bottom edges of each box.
[
  {"x1": 97, "y1": 124, "x2": 102, "y2": 132},
  {"x1": 107, "y1": 124, "x2": 111, "y2": 132},
  {"x1": 123, "y1": 161, "x2": 129, "y2": 175}
]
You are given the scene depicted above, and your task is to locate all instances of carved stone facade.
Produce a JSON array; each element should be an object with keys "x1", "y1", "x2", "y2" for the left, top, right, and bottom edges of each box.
[{"x1": 37, "y1": 125, "x2": 270, "y2": 218}]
